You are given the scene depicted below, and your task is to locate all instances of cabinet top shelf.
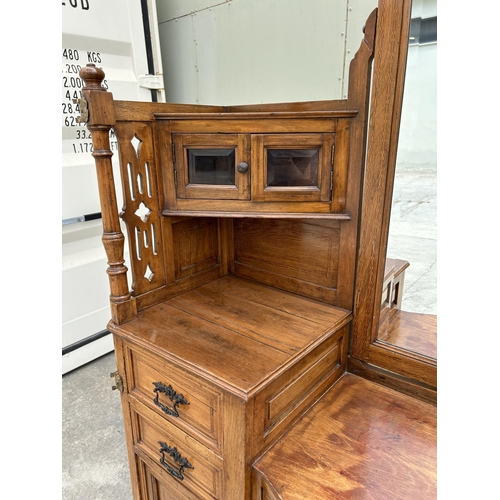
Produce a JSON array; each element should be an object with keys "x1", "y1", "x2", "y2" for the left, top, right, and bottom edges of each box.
[
  {"x1": 162, "y1": 209, "x2": 351, "y2": 220},
  {"x1": 153, "y1": 110, "x2": 358, "y2": 121},
  {"x1": 109, "y1": 276, "x2": 351, "y2": 399}
]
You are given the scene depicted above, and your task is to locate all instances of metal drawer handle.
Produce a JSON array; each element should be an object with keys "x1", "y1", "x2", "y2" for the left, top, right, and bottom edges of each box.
[
  {"x1": 158, "y1": 441, "x2": 194, "y2": 480},
  {"x1": 152, "y1": 381, "x2": 189, "y2": 418}
]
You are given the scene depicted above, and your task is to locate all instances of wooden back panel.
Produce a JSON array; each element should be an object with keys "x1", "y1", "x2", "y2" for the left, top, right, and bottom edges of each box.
[{"x1": 233, "y1": 219, "x2": 342, "y2": 305}]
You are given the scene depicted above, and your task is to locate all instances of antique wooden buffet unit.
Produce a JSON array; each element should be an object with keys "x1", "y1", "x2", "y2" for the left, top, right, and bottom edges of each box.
[{"x1": 77, "y1": 6, "x2": 436, "y2": 499}]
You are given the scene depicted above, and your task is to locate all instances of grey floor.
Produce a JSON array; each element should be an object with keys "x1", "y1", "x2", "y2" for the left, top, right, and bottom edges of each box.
[
  {"x1": 62, "y1": 166, "x2": 437, "y2": 500},
  {"x1": 387, "y1": 164, "x2": 437, "y2": 315},
  {"x1": 62, "y1": 351, "x2": 134, "y2": 500}
]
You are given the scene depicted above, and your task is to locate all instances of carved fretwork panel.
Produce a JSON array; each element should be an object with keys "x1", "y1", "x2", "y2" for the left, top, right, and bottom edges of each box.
[{"x1": 114, "y1": 122, "x2": 165, "y2": 296}]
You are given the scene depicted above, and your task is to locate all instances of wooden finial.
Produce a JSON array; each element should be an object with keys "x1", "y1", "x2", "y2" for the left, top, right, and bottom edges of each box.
[{"x1": 79, "y1": 63, "x2": 106, "y2": 90}]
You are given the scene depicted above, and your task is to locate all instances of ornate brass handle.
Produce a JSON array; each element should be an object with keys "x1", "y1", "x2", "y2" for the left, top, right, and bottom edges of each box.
[
  {"x1": 152, "y1": 381, "x2": 189, "y2": 418},
  {"x1": 158, "y1": 441, "x2": 194, "y2": 480}
]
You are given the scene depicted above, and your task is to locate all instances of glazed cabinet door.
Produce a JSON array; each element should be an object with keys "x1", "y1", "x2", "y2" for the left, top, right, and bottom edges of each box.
[
  {"x1": 160, "y1": 115, "x2": 345, "y2": 214},
  {"x1": 251, "y1": 133, "x2": 335, "y2": 202},
  {"x1": 172, "y1": 133, "x2": 250, "y2": 200}
]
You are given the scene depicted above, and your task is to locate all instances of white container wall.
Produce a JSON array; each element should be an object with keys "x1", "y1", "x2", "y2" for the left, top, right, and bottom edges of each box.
[
  {"x1": 62, "y1": 0, "x2": 164, "y2": 374},
  {"x1": 156, "y1": 0, "x2": 378, "y2": 105},
  {"x1": 398, "y1": 0, "x2": 437, "y2": 167}
]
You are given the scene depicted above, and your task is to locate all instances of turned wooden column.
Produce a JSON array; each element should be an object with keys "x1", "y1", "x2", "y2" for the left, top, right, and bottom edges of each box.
[{"x1": 79, "y1": 64, "x2": 137, "y2": 324}]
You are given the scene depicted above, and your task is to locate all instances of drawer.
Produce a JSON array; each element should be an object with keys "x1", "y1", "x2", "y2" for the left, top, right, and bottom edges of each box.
[
  {"x1": 125, "y1": 343, "x2": 223, "y2": 452},
  {"x1": 257, "y1": 325, "x2": 347, "y2": 445},
  {"x1": 131, "y1": 398, "x2": 224, "y2": 500},
  {"x1": 138, "y1": 454, "x2": 202, "y2": 500}
]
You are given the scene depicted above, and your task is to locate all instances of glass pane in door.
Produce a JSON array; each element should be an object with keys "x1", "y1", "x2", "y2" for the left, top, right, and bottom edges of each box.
[
  {"x1": 267, "y1": 149, "x2": 319, "y2": 187},
  {"x1": 188, "y1": 148, "x2": 236, "y2": 185}
]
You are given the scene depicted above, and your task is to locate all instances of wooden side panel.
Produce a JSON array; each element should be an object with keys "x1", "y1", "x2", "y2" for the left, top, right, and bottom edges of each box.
[
  {"x1": 233, "y1": 219, "x2": 340, "y2": 304},
  {"x1": 255, "y1": 326, "x2": 348, "y2": 452},
  {"x1": 115, "y1": 121, "x2": 166, "y2": 296},
  {"x1": 171, "y1": 217, "x2": 220, "y2": 280},
  {"x1": 130, "y1": 215, "x2": 228, "y2": 312}
]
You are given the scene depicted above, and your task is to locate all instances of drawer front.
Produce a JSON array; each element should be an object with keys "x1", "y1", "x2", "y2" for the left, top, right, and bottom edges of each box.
[
  {"x1": 258, "y1": 325, "x2": 348, "y2": 446},
  {"x1": 138, "y1": 454, "x2": 202, "y2": 500},
  {"x1": 125, "y1": 343, "x2": 223, "y2": 452},
  {"x1": 131, "y1": 398, "x2": 223, "y2": 500}
]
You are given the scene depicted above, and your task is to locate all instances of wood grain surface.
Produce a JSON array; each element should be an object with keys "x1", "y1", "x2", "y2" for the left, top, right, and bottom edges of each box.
[
  {"x1": 378, "y1": 309, "x2": 437, "y2": 359},
  {"x1": 110, "y1": 276, "x2": 351, "y2": 398},
  {"x1": 254, "y1": 373, "x2": 436, "y2": 499}
]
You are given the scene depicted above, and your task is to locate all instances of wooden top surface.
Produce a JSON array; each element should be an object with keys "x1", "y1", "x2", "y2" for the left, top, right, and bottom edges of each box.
[
  {"x1": 384, "y1": 257, "x2": 410, "y2": 280},
  {"x1": 378, "y1": 308, "x2": 437, "y2": 359},
  {"x1": 254, "y1": 373, "x2": 436, "y2": 499},
  {"x1": 110, "y1": 276, "x2": 351, "y2": 398}
]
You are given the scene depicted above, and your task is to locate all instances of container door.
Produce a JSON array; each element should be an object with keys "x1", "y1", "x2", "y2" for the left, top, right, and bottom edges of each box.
[{"x1": 62, "y1": 0, "x2": 164, "y2": 374}]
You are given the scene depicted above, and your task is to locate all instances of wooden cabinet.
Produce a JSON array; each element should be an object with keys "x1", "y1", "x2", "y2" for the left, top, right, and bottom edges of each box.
[
  {"x1": 79, "y1": 24, "x2": 372, "y2": 493},
  {"x1": 113, "y1": 276, "x2": 351, "y2": 499},
  {"x1": 71, "y1": 8, "x2": 433, "y2": 499},
  {"x1": 160, "y1": 117, "x2": 349, "y2": 215},
  {"x1": 170, "y1": 130, "x2": 336, "y2": 205}
]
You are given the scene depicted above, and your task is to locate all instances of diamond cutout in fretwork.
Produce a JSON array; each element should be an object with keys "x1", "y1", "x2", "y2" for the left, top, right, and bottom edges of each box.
[
  {"x1": 135, "y1": 202, "x2": 151, "y2": 222},
  {"x1": 144, "y1": 263, "x2": 154, "y2": 282},
  {"x1": 131, "y1": 134, "x2": 142, "y2": 158}
]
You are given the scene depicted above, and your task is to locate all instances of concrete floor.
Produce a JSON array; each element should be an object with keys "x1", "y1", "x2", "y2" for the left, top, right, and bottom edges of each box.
[
  {"x1": 62, "y1": 352, "x2": 133, "y2": 500},
  {"x1": 387, "y1": 164, "x2": 437, "y2": 315},
  {"x1": 61, "y1": 166, "x2": 437, "y2": 500}
]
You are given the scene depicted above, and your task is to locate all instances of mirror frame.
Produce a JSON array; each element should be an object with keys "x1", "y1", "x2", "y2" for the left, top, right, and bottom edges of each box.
[{"x1": 349, "y1": 0, "x2": 437, "y2": 403}]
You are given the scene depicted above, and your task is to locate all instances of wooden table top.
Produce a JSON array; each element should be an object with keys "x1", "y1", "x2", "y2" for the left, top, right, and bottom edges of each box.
[
  {"x1": 110, "y1": 276, "x2": 351, "y2": 398},
  {"x1": 384, "y1": 257, "x2": 410, "y2": 280},
  {"x1": 253, "y1": 373, "x2": 437, "y2": 499},
  {"x1": 378, "y1": 308, "x2": 437, "y2": 359}
]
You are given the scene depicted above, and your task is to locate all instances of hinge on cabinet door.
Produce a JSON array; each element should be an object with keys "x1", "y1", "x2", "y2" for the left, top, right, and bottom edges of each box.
[
  {"x1": 171, "y1": 143, "x2": 178, "y2": 188},
  {"x1": 330, "y1": 144, "x2": 335, "y2": 191},
  {"x1": 110, "y1": 371, "x2": 124, "y2": 393}
]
